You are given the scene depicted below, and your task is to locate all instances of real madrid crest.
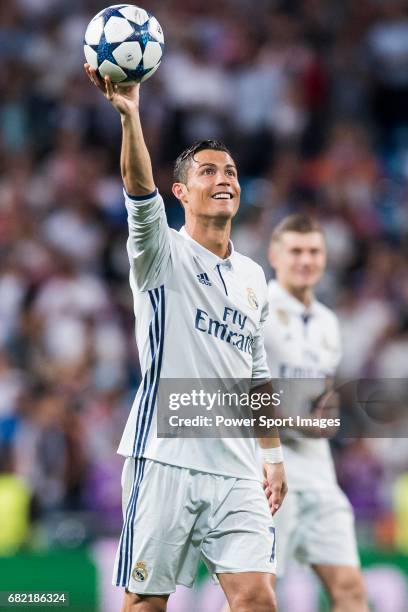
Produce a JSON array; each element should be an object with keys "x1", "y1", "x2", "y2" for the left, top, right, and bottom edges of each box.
[
  {"x1": 132, "y1": 561, "x2": 148, "y2": 582},
  {"x1": 247, "y1": 287, "x2": 259, "y2": 309}
]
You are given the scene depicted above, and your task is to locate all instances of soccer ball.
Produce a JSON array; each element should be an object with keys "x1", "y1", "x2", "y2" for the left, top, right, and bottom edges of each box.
[{"x1": 83, "y1": 4, "x2": 164, "y2": 84}]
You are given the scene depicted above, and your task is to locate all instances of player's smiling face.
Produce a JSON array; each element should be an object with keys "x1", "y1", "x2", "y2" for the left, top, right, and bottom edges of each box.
[
  {"x1": 173, "y1": 149, "x2": 240, "y2": 221},
  {"x1": 271, "y1": 231, "x2": 326, "y2": 291}
]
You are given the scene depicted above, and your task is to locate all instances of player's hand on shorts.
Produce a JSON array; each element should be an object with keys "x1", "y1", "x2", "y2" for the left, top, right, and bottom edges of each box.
[
  {"x1": 84, "y1": 63, "x2": 140, "y2": 115},
  {"x1": 263, "y1": 461, "x2": 288, "y2": 515}
]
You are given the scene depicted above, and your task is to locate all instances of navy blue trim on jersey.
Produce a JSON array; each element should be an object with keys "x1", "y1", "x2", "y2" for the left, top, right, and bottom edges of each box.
[
  {"x1": 115, "y1": 287, "x2": 165, "y2": 586},
  {"x1": 132, "y1": 286, "x2": 165, "y2": 457},
  {"x1": 301, "y1": 312, "x2": 312, "y2": 336},
  {"x1": 124, "y1": 187, "x2": 158, "y2": 201},
  {"x1": 139, "y1": 286, "x2": 165, "y2": 455},
  {"x1": 115, "y1": 457, "x2": 146, "y2": 587},
  {"x1": 216, "y1": 264, "x2": 228, "y2": 296}
]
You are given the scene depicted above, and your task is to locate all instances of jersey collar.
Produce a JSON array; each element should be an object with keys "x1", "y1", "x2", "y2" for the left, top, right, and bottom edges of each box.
[
  {"x1": 179, "y1": 226, "x2": 235, "y2": 269},
  {"x1": 269, "y1": 280, "x2": 317, "y2": 316}
]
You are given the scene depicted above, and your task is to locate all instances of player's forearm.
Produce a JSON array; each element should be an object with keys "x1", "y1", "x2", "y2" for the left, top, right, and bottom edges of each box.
[
  {"x1": 120, "y1": 111, "x2": 155, "y2": 196},
  {"x1": 257, "y1": 436, "x2": 281, "y2": 449},
  {"x1": 250, "y1": 381, "x2": 282, "y2": 450},
  {"x1": 251, "y1": 383, "x2": 286, "y2": 512}
]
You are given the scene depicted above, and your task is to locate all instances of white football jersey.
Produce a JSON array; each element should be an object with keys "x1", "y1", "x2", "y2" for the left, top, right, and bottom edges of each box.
[
  {"x1": 117, "y1": 190, "x2": 271, "y2": 481},
  {"x1": 264, "y1": 280, "x2": 342, "y2": 490}
]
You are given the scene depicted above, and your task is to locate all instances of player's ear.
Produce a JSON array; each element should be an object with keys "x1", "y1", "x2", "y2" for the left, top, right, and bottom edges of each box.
[{"x1": 172, "y1": 182, "x2": 187, "y2": 206}]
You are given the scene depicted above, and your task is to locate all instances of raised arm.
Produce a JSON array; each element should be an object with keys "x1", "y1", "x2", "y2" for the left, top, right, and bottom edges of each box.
[
  {"x1": 84, "y1": 64, "x2": 171, "y2": 291},
  {"x1": 84, "y1": 64, "x2": 154, "y2": 196}
]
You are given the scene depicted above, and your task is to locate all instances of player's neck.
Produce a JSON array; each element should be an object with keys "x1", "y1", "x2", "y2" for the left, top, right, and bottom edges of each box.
[
  {"x1": 279, "y1": 281, "x2": 314, "y2": 308},
  {"x1": 185, "y1": 218, "x2": 232, "y2": 259}
]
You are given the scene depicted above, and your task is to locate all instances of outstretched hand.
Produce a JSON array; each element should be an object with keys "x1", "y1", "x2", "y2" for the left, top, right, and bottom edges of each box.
[{"x1": 84, "y1": 63, "x2": 140, "y2": 115}]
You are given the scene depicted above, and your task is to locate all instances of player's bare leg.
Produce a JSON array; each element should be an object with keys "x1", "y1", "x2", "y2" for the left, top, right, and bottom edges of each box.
[
  {"x1": 218, "y1": 572, "x2": 277, "y2": 612},
  {"x1": 312, "y1": 565, "x2": 368, "y2": 612},
  {"x1": 121, "y1": 591, "x2": 169, "y2": 612}
]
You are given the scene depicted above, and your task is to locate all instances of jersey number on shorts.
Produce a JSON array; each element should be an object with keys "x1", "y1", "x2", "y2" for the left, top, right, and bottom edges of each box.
[{"x1": 268, "y1": 526, "x2": 276, "y2": 562}]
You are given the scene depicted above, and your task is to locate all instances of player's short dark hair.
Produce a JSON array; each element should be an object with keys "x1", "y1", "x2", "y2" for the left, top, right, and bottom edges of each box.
[
  {"x1": 173, "y1": 140, "x2": 233, "y2": 184},
  {"x1": 271, "y1": 214, "x2": 323, "y2": 243}
]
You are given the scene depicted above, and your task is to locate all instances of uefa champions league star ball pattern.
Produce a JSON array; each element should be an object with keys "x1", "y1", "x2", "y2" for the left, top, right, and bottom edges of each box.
[{"x1": 84, "y1": 4, "x2": 164, "y2": 83}]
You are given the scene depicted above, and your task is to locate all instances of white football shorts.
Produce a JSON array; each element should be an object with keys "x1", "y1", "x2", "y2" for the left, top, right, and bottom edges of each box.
[
  {"x1": 112, "y1": 457, "x2": 276, "y2": 594},
  {"x1": 274, "y1": 487, "x2": 360, "y2": 576}
]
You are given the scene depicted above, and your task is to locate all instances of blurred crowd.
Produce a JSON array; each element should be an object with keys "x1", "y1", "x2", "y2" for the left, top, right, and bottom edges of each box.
[{"x1": 0, "y1": 0, "x2": 408, "y2": 554}]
